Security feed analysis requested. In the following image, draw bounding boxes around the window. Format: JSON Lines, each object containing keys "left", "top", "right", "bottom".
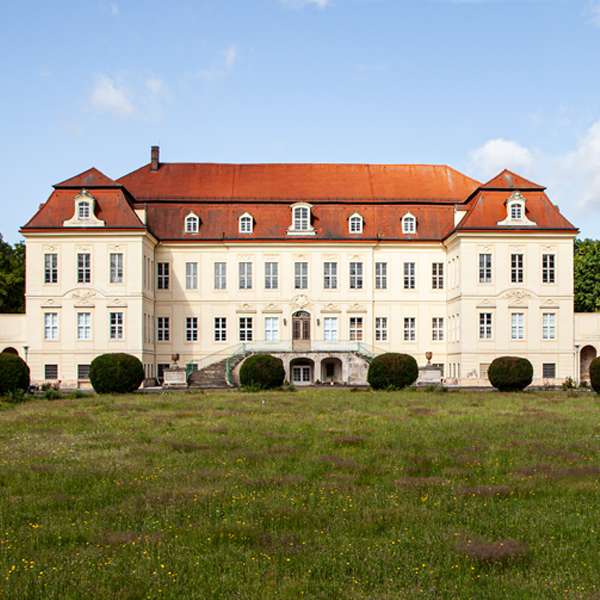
{"left": 323, "top": 262, "right": 338, "bottom": 289}
{"left": 375, "top": 262, "right": 387, "bottom": 290}
{"left": 109, "top": 312, "right": 124, "bottom": 340}
{"left": 44, "top": 253, "right": 58, "bottom": 284}
{"left": 77, "top": 313, "right": 91, "bottom": 340}
{"left": 432, "top": 263, "right": 444, "bottom": 290}
{"left": 402, "top": 214, "right": 416, "bottom": 234}
{"left": 157, "top": 317, "right": 170, "bottom": 342}
{"left": 510, "top": 204, "right": 523, "bottom": 220}
{"left": 109, "top": 253, "right": 123, "bottom": 284}
{"left": 185, "top": 214, "right": 199, "bottom": 233}
{"left": 44, "top": 313, "right": 58, "bottom": 340}
{"left": 264, "top": 262, "right": 278, "bottom": 290}
{"left": 239, "top": 317, "right": 253, "bottom": 342}
{"left": 265, "top": 317, "right": 279, "bottom": 341}
{"left": 186, "top": 262, "right": 198, "bottom": 290}
{"left": 542, "top": 313, "right": 556, "bottom": 340}
{"left": 157, "top": 262, "right": 170, "bottom": 290}
{"left": 375, "top": 317, "right": 388, "bottom": 342}
{"left": 543, "top": 363, "right": 556, "bottom": 378}
{"left": 77, "top": 364, "right": 90, "bottom": 380}
{"left": 349, "top": 317, "right": 363, "bottom": 341}
{"left": 349, "top": 214, "right": 363, "bottom": 234}
{"left": 479, "top": 254, "right": 492, "bottom": 283}
{"left": 403, "top": 262, "right": 415, "bottom": 290}
{"left": 511, "top": 313, "right": 525, "bottom": 340}
{"left": 404, "top": 317, "right": 416, "bottom": 341}
{"left": 77, "top": 253, "right": 91, "bottom": 284}
{"left": 45, "top": 364, "right": 58, "bottom": 380}
{"left": 293, "top": 206, "right": 310, "bottom": 231}
{"left": 479, "top": 313, "right": 492, "bottom": 340}
{"left": 239, "top": 214, "right": 253, "bottom": 234}
{"left": 324, "top": 317, "right": 338, "bottom": 341}
{"left": 78, "top": 201, "right": 90, "bottom": 220}
{"left": 294, "top": 262, "right": 308, "bottom": 289}
{"left": 215, "top": 317, "right": 227, "bottom": 342}
{"left": 349, "top": 262, "right": 363, "bottom": 290}
{"left": 214, "top": 262, "right": 227, "bottom": 290}
{"left": 186, "top": 317, "right": 198, "bottom": 342}
{"left": 239, "top": 262, "right": 253, "bottom": 289}
{"left": 157, "top": 364, "right": 170, "bottom": 384}
{"left": 292, "top": 364, "right": 312, "bottom": 383}
{"left": 432, "top": 317, "right": 444, "bottom": 341}
{"left": 542, "top": 254, "right": 555, "bottom": 284}
{"left": 511, "top": 254, "right": 524, "bottom": 283}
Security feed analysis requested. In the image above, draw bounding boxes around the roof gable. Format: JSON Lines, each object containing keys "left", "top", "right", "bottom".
{"left": 479, "top": 170, "right": 544, "bottom": 191}
{"left": 54, "top": 168, "right": 121, "bottom": 189}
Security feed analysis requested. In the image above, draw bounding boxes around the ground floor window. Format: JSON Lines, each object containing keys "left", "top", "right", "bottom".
{"left": 542, "top": 363, "right": 556, "bottom": 379}
{"left": 239, "top": 317, "right": 253, "bottom": 341}
{"left": 157, "top": 363, "right": 170, "bottom": 383}
{"left": 45, "top": 364, "right": 58, "bottom": 380}
{"left": 265, "top": 317, "right": 279, "bottom": 341}
{"left": 349, "top": 317, "right": 363, "bottom": 341}
{"left": 292, "top": 363, "right": 312, "bottom": 384}
{"left": 78, "top": 364, "right": 90, "bottom": 380}
{"left": 215, "top": 317, "right": 227, "bottom": 342}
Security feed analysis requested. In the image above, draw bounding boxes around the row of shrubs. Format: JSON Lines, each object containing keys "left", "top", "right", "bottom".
{"left": 3, "top": 351, "right": 600, "bottom": 396}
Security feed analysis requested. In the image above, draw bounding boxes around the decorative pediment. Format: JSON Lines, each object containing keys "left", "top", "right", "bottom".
{"left": 505, "top": 289, "right": 532, "bottom": 307}
{"left": 347, "top": 303, "right": 367, "bottom": 313}
{"left": 541, "top": 298, "right": 560, "bottom": 309}
{"left": 236, "top": 303, "right": 256, "bottom": 313}
{"left": 476, "top": 298, "right": 496, "bottom": 309}
{"left": 107, "top": 298, "right": 128, "bottom": 308}
{"left": 72, "top": 290, "right": 96, "bottom": 307}
{"left": 41, "top": 298, "right": 62, "bottom": 309}
{"left": 63, "top": 190, "right": 105, "bottom": 228}
{"left": 291, "top": 294, "right": 311, "bottom": 310}
{"left": 262, "top": 303, "right": 282, "bottom": 313}
{"left": 321, "top": 303, "right": 341, "bottom": 313}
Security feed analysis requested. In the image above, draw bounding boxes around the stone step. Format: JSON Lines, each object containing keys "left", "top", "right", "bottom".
{"left": 188, "top": 358, "right": 232, "bottom": 389}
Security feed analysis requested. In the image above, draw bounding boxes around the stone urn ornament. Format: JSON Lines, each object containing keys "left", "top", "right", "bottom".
{"left": 425, "top": 351, "right": 433, "bottom": 365}
{"left": 172, "top": 353, "right": 180, "bottom": 368}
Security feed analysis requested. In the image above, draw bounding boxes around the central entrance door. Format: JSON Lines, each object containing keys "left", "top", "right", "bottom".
{"left": 292, "top": 311, "right": 311, "bottom": 351}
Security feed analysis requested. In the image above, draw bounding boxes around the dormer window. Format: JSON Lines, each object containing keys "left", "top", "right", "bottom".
{"left": 349, "top": 213, "right": 363, "bottom": 234}
{"left": 287, "top": 203, "right": 316, "bottom": 236}
{"left": 185, "top": 213, "right": 200, "bottom": 233}
{"left": 402, "top": 213, "right": 416, "bottom": 234}
{"left": 239, "top": 213, "right": 253, "bottom": 234}
{"left": 63, "top": 189, "right": 105, "bottom": 228}
{"left": 510, "top": 204, "right": 522, "bottom": 220}
{"left": 78, "top": 201, "right": 90, "bottom": 220}
{"left": 497, "top": 191, "right": 537, "bottom": 227}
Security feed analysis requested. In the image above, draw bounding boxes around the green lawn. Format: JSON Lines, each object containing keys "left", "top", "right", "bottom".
{"left": 0, "top": 388, "right": 599, "bottom": 599}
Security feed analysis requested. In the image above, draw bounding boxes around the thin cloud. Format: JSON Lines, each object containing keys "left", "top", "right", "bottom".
{"left": 280, "top": 0, "right": 330, "bottom": 9}
{"left": 358, "top": 63, "right": 388, "bottom": 73}
{"left": 90, "top": 74, "right": 137, "bottom": 120}
{"left": 468, "top": 138, "right": 536, "bottom": 182}
{"left": 197, "top": 44, "right": 239, "bottom": 81}
{"left": 100, "top": 2, "right": 119, "bottom": 16}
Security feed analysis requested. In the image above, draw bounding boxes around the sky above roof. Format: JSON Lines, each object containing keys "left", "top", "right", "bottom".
{"left": 2, "top": 0, "right": 600, "bottom": 244}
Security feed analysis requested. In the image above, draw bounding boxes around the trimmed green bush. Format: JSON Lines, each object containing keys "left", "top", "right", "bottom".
{"left": 89, "top": 353, "right": 144, "bottom": 394}
{"left": 589, "top": 357, "right": 600, "bottom": 393}
{"left": 367, "top": 353, "right": 418, "bottom": 390}
{"left": 239, "top": 354, "right": 285, "bottom": 390}
{"left": 0, "top": 353, "right": 30, "bottom": 395}
{"left": 488, "top": 356, "right": 533, "bottom": 392}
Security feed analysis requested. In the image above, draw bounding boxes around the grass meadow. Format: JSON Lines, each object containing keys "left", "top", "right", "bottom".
{"left": 0, "top": 388, "right": 599, "bottom": 599}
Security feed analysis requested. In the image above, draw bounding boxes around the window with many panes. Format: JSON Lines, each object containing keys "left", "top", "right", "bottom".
{"left": 78, "top": 364, "right": 90, "bottom": 380}
{"left": 293, "top": 206, "right": 310, "bottom": 231}
{"left": 542, "top": 254, "right": 555, "bottom": 284}
{"left": 349, "top": 214, "right": 363, "bottom": 234}
{"left": 78, "top": 201, "right": 90, "bottom": 220}
{"left": 265, "top": 317, "right": 279, "bottom": 341}
{"left": 109, "top": 312, "right": 124, "bottom": 340}
{"left": 543, "top": 363, "right": 556, "bottom": 378}
{"left": 402, "top": 214, "right": 416, "bottom": 234}
{"left": 77, "top": 313, "right": 91, "bottom": 340}
{"left": 479, "top": 254, "right": 492, "bottom": 283}
{"left": 432, "top": 317, "right": 444, "bottom": 341}
{"left": 323, "top": 317, "right": 338, "bottom": 341}
{"left": 239, "top": 214, "right": 253, "bottom": 234}
{"left": 510, "top": 203, "right": 523, "bottom": 220}
{"left": 186, "top": 262, "right": 198, "bottom": 290}
{"left": 295, "top": 262, "right": 308, "bottom": 289}
{"left": 375, "top": 262, "right": 387, "bottom": 290}
{"left": 214, "top": 317, "right": 227, "bottom": 342}
{"left": 542, "top": 313, "right": 556, "bottom": 340}
{"left": 323, "top": 262, "right": 337, "bottom": 289}
{"left": 511, "top": 254, "right": 524, "bottom": 283}
{"left": 45, "top": 364, "right": 58, "bottom": 380}
{"left": 44, "top": 253, "right": 58, "bottom": 284}
{"left": 214, "top": 262, "right": 226, "bottom": 290}
{"left": 404, "top": 317, "right": 416, "bottom": 341}
{"left": 157, "top": 317, "right": 170, "bottom": 342}
{"left": 44, "top": 313, "right": 58, "bottom": 340}
{"left": 349, "top": 317, "right": 363, "bottom": 341}
{"left": 157, "top": 262, "right": 170, "bottom": 290}
{"left": 511, "top": 313, "right": 525, "bottom": 340}
{"left": 375, "top": 317, "right": 388, "bottom": 341}
{"left": 239, "top": 317, "right": 253, "bottom": 341}
{"left": 185, "top": 214, "right": 199, "bottom": 233}
{"left": 431, "top": 263, "right": 444, "bottom": 290}
{"left": 403, "top": 262, "right": 415, "bottom": 289}
{"left": 264, "top": 262, "right": 278, "bottom": 289}
{"left": 479, "top": 313, "right": 492, "bottom": 340}
{"left": 109, "top": 253, "right": 123, "bottom": 284}
{"left": 349, "top": 262, "right": 363, "bottom": 289}
{"left": 77, "top": 253, "right": 91, "bottom": 283}
{"left": 186, "top": 317, "right": 198, "bottom": 341}
{"left": 239, "top": 263, "right": 252, "bottom": 289}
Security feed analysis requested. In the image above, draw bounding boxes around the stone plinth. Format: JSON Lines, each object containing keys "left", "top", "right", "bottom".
{"left": 162, "top": 367, "right": 188, "bottom": 389}
{"left": 417, "top": 365, "right": 442, "bottom": 386}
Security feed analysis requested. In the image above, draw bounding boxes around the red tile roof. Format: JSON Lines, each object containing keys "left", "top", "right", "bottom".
{"left": 479, "top": 170, "right": 544, "bottom": 191}
{"left": 54, "top": 167, "right": 122, "bottom": 189}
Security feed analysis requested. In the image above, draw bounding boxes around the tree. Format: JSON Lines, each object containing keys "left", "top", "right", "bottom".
{"left": 0, "top": 234, "right": 25, "bottom": 314}
{"left": 574, "top": 238, "right": 600, "bottom": 313}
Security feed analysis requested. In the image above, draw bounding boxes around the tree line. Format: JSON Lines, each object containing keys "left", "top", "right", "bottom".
{"left": 0, "top": 234, "right": 24, "bottom": 313}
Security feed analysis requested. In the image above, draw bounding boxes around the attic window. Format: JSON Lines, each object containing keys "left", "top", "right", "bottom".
{"left": 349, "top": 213, "right": 363, "bottom": 234}
{"left": 497, "top": 191, "right": 537, "bottom": 227}
{"left": 239, "top": 213, "right": 253, "bottom": 234}
{"left": 511, "top": 204, "right": 522, "bottom": 220}
{"left": 402, "top": 213, "right": 416, "bottom": 234}
{"left": 185, "top": 213, "right": 200, "bottom": 233}
{"left": 78, "top": 202, "right": 90, "bottom": 220}
{"left": 63, "top": 189, "right": 105, "bottom": 228}
{"left": 287, "top": 203, "right": 316, "bottom": 236}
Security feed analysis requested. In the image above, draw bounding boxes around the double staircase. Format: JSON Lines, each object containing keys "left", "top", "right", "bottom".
{"left": 187, "top": 359, "right": 232, "bottom": 390}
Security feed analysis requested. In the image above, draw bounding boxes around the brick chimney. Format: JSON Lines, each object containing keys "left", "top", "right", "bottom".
{"left": 151, "top": 146, "right": 160, "bottom": 171}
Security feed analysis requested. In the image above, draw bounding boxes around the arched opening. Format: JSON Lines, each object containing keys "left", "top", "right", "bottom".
{"left": 292, "top": 311, "right": 311, "bottom": 351}
{"left": 321, "top": 358, "right": 342, "bottom": 384}
{"left": 1, "top": 347, "right": 19, "bottom": 356}
{"left": 581, "top": 345, "right": 597, "bottom": 381}
{"left": 290, "top": 358, "right": 314, "bottom": 385}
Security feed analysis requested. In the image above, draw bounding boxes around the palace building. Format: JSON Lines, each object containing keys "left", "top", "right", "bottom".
{"left": 4, "top": 146, "right": 598, "bottom": 388}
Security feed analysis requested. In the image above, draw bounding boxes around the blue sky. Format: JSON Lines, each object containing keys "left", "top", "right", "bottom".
{"left": 2, "top": 0, "right": 600, "bottom": 243}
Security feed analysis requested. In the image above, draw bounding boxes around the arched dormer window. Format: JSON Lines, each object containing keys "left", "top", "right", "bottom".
{"left": 510, "top": 203, "right": 522, "bottom": 220}
{"left": 287, "top": 203, "right": 316, "bottom": 236}
{"left": 78, "top": 201, "right": 90, "bottom": 220}
{"left": 349, "top": 213, "right": 363, "bottom": 234}
{"left": 239, "top": 213, "right": 253, "bottom": 234}
{"left": 402, "top": 213, "right": 416, "bottom": 234}
{"left": 497, "top": 191, "right": 537, "bottom": 227}
{"left": 185, "top": 213, "right": 200, "bottom": 234}
{"left": 63, "top": 189, "right": 105, "bottom": 228}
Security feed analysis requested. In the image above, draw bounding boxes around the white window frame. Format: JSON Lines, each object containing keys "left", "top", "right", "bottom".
{"left": 323, "top": 262, "right": 338, "bottom": 289}
{"left": 511, "top": 313, "right": 525, "bottom": 340}
{"left": 510, "top": 203, "right": 523, "bottom": 220}
{"left": 349, "top": 317, "right": 363, "bottom": 341}
{"left": 265, "top": 317, "right": 279, "bottom": 342}
{"left": 403, "top": 262, "right": 415, "bottom": 290}
{"left": 542, "top": 254, "right": 555, "bottom": 284}
{"left": 403, "top": 317, "right": 416, "bottom": 341}
{"left": 288, "top": 203, "right": 315, "bottom": 235}
{"left": 375, "top": 262, "right": 387, "bottom": 290}
{"left": 44, "top": 313, "right": 58, "bottom": 340}
{"left": 77, "top": 253, "right": 91, "bottom": 284}
{"left": 109, "top": 253, "right": 123, "bottom": 284}
{"left": 432, "top": 317, "right": 444, "bottom": 342}
{"left": 402, "top": 213, "right": 416, "bottom": 234}
{"left": 375, "top": 317, "right": 388, "bottom": 342}
{"left": 511, "top": 253, "right": 524, "bottom": 284}
{"left": 479, "top": 254, "right": 492, "bottom": 284}
{"left": 78, "top": 201, "right": 90, "bottom": 220}
{"left": 186, "top": 317, "right": 198, "bottom": 342}
{"left": 157, "top": 262, "right": 170, "bottom": 290}
{"left": 431, "top": 263, "right": 444, "bottom": 290}
{"left": 239, "top": 317, "right": 253, "bottom": 342}
{"left": 44, "top": 253, "right": 58, "bottom": 284}
{"left": 479, "top": 313, "right": 493, "bottom": 340}
{"left": 215, "top": 317, "right": 227, "bottom": 342}
{"left": 264, "top": 262, "right": 279, "bottom": 290}
{"left": 157, "top": 316, "right": 170, "bottom": 342}
{"left": 185, "top": 214, "right": 199, "bottom": 233}
{"left": 323, "top": 317, "right": 338, "bottom": 341}
{"left": 239, "top": 214, "right": 253, "bottom": 234}
{"left": 349, "top": 213, "right": 363, "bottom": 234}
{"left": 109, "top": 312, "right": 124, "bottom": 340}
{"left": 239, "top": 262, "right": 253, "bottom": 290}
{"left": 349, "top": 262, "right": 363, "bottom": 290}
{"left": 186, "top": 262, "right": 198, "bottom": 290}
{"left": 542, "top": 313, "right": 556, "bottom": 340}
{"left": 294, "top": 262, "right": 308, "bottom": 289}
{"left": 214, "top": 262, "right": 227, "bottom": 290}
{"left": 77, "top": 312, "right": 92, "bottom": 340}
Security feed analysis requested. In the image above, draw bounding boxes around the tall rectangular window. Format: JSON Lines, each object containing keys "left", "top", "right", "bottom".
{"left": 375, "top": 262, "right": 387, "bottom": 290}
{"left": 44, "top": 253, "right": 58, "bottom": 284}
{"left": 77, "top": 253, "right": 91, "bottom": 284}
{"left": 511, "top": 313, "right": 525, "bottom": 340}
{"left": 375, "top": 317, "right": 388, "bottom": 342}
{"left": 265, "top": 317, "right": 279, "bottom": 341}
{"left": 431, "top": 263, "right": 444, "bottom": 290}
{"left": 323, "top": 317, "right": 338, "bottom": 341}
{"left": 239, "top": 317, "right": 253, "bottom": 341}
{"left": 323, "top": 262, "right": 338, "bottom": 289}
{"left": 186, "top": 262, "right": 198, "bottom": 290}
{"left": 293, "top": 206, "right": 309, "bottom": 230}
{"left": 349, "top": 262, "right": 363, "bottom": 289}
{"left": 542, "top": 254, "right": 555, "bottom": 284}
{"left": 214, "top": 317, "right": 227, "bottom": 342}
{"left": 542, "top": 313, "right": 556, "bottom": 340}
{"left": 157, "top": 317, "right": 170, "bottom": 342}
{"left": 44, "top": 313, "right": 58, "bottom": 340}
{"left": 479, "top": 254, "right": 492, "bottom": 283}
{"left": 264, "top": 262, "right": 278, "bottom": 290}
{"left": 109, "top": 312, "right": 124, "bottom": 340}
{"left": 511, "top": 254, "right": 524, "bottom": 283}
{"left": 349, "top": 317, "right": 363, "bottom": 341}
{"left": 109, "top": 253, "right": 123, "bottom": 284}
{"left": 432, "top": 317, "right": 444, "bottom": 341}
{"left": 239, "top": 263, "right": 252, "bottom": 289}
{"left": 403, "top": 317, "right": 416, "bottom": 341}
{"left": 403, "top": 262, "right": 415, "bottom": 290}
{"left": 479, "top": 313, "right": 492, "bottom": 340}
{"left": 77, "top": 313, "right": 91, "bottom": 340}
{"left": 186, "top": 317, "right": 198, "bottom": 342}
{"left": 214, "top": 262, "right": 227, "bottom": 290}
{"left": 157, "top": 262, "right": 170, "bottom": 290}
{"left": 295, "top": 262, "right": 308, "bottom": 289}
